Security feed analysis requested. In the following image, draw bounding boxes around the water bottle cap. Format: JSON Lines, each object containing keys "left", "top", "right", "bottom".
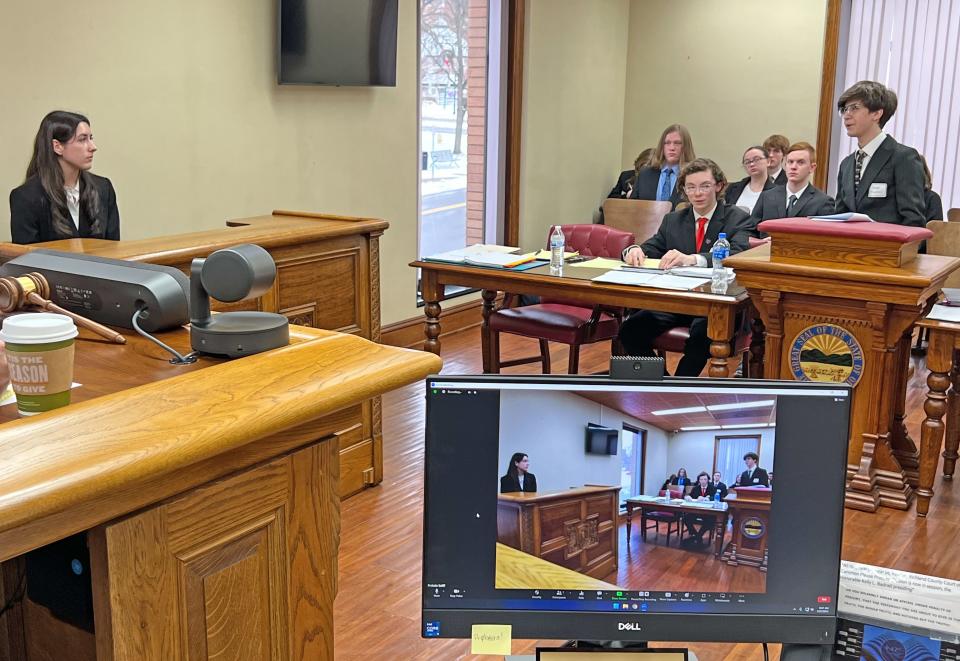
{"left": 718, "top": 232, "right": 726, "bottom": 239}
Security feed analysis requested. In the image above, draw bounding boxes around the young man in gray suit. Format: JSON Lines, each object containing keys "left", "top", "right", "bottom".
{"left": 750, "top": 141, "right": 834, "bottom": 237}
{"left": 834, "top": 80, "right": 926, "bottom": 227}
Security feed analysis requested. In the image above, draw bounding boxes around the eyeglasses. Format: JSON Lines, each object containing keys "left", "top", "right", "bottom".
{"left": 838, "top": 103, "right": 863, "bottom": 116}
{"left": 742, "top": 157, "right": 767, "bottom": 167}
{"left": 683, "top": 183, "right": 716, "bottom": 194}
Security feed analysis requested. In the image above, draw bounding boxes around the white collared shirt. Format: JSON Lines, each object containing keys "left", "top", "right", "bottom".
{"left": 64, "top": 180, "right": 80, "bottom": 229}
{"left": 518, "top": 474, "right": 524, "bottom": 490}
{"left": 785, "top": 183, "right": 809, "bottom": 210}
{"left": 857, "top": 131, "right": 888, "bottom": 175}
{"left": 770, "top": 168, "right": 783, "bottom": 182}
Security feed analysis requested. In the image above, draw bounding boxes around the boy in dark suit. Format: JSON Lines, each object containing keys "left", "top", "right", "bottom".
{"left": 763, "top": 134, "right": 790, "bottom": 186}
{"left": 834, "top": 80, "right": 925, "bottom": 227}
{"left": 618, "top": 158, "right": 752, "bottom": 377}
{"left": 629, "top": 124, "right": 695, "bottom": 208}
{"left": 750, "top": 141, "right": 835, "bottom": 236}
{"left": 737, "top": 452, "right": 770, "bottom": 487}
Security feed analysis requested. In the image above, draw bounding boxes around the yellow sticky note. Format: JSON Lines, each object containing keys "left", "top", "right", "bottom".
{"left": 471, "top": 624, "right": 512, "bottom": 655}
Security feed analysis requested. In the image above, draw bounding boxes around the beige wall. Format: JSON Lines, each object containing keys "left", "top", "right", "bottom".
{"left": 0, "top": 0, "right": 421, "bottom": 326}
{"left": 518, "top": 0, "right": 630, "bottom": 249}
{"left": 620, "top": 0, "right": 829, "bottom": 183}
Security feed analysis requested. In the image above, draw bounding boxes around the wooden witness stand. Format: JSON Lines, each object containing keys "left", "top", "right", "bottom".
{"left": 0, "top": 210, "right": 387, "bottom": 499}
{"left": 726, "top": 220, "right": 960, "bottom": 513}
{"left": 0, "top": 324, "right": 440, "bottom": 660}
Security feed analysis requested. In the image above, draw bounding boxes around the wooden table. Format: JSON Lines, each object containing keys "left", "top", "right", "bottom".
{"left": 0, "top": 324, "right": 440, "bottom": 660}
{"left": 624, "top": 497, "right": 729, "bottom": 557}
{"left": 494, "top": 543, "right": 621, "bottom": 591}
{"left": 412, "top": 260, "right": 757, "bottom": 378}
{"left": 914, "top": 317, "right": 960, "bottom": 516}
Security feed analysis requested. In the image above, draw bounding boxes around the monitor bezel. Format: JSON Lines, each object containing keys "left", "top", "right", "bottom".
{"left": 421, "top": 374, "right": 851, "bottom": 644}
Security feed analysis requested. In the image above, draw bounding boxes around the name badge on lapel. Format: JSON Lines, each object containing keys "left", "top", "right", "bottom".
{"left": 753, "top": 477, "right": 760, "bottom": 483}
{"left": 868, "top": 183, "right": 887, "bottom": 198}
{"left": 704, "top": 237, "right": 713, "bottom": 246}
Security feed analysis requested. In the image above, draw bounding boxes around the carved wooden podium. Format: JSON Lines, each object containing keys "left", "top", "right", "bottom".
{"left": 0, "top": 325, "right": 440, "bottom": 660}
{"left": 725, "top": 220, "right": 960, "bottom": 512}
{"left": 722, "top": 487, "right": 771, "bottom": 571}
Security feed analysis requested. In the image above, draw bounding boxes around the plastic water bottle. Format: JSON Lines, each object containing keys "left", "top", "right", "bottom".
{"left": 711, "top": 232, "right": 730, "bottom": 294}
{"left": 550, "top": 226, "right": 565, "bottom": 275}
{"left": 713, "top": 489, "right": 722, "bottom": 508}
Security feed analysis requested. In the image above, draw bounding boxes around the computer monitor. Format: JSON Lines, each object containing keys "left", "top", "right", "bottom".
{"left": 422, "top": 375, "right": 851, "bottom": 644}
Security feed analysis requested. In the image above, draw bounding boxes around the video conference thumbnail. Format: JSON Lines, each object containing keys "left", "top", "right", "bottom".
{"left": 493, "top": 388, "right": 775, "bottom": 595}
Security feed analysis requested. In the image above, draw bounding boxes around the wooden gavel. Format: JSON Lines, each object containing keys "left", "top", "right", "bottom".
{"left": 0, "top": 272, "right": 126, "bottom": 344}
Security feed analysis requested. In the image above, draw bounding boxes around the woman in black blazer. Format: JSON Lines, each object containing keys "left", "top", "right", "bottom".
{"left": 10, "top": 111, "right": 120, "bottom": 244}
{"left": 724, "top": 146, "right": 775, "bottom": 213}
{"left": 500, "top": 452, "right": 538, "bottom": 493}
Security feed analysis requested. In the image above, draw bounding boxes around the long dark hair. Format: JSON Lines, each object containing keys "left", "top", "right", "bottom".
{"left": 25, "top": 111, "right": 102, "bottom": 237}
{"left": 506, "top": 453, "right": 528, "bottom": 479}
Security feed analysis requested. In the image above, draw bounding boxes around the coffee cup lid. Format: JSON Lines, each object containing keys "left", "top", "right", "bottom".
{"left": 0, "top": 313, "right": 78, "bottom": 344}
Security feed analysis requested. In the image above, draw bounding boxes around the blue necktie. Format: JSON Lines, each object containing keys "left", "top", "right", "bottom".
{"left": 659, "top": 168, "right": 673, "bottom": 201}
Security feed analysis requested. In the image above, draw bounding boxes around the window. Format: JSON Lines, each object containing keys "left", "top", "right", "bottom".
{"left": 619, "top": 424, "right": 646, "bottom": 503}
{"left": 828, "top": 0, "right": 960, "bottom": 209}
{"left": 713, "top": 435, "right": 761, "bottom": 488}
{"left": 418, "top": 0, "right": 506, "bottom": 269}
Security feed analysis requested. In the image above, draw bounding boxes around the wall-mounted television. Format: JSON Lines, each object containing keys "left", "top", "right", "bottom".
{"left": 585, "top": 423, "right": 619, "bottom": 455}
{"left": 278, "top": 0, "right": 398, "bottom": 86}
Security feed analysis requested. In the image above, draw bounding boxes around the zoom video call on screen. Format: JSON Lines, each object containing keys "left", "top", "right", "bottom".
{"left": 422, "top": 377, "right": 851, "bottom": 628}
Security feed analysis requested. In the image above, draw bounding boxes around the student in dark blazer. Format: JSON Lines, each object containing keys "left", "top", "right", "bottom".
{"left": 749, "top": 142, "right": 835, "bottom": 237}
{"left": 629, "top": 124, "right": 695, "bottom": 209}
{"left": 711, "top": 471, "right": 729, "bottom": 500}
{"left": 619, "top": 159, "right": 753, "bottom": 377}
{"left": 682, "top": 472, "right": 717, "bottom": 546}
{"left": 10, "top": 111, "right": 120, "bottom": 244}
{"left": 834, "top": 80, "right": 926, "bottom": 227}
{"left": 724, "top": 146, "right": 775, "bottom": 213}
{"left": 670, "top": 468, "right": 689, "bottom": 487}
{"left": 608, "top": 148, "right": 654, "bottom": 200}
{"left": 763, "top": 134, "right": 790, "bottom": 186}
{"left": 500, "top": 452, "right": 537, "bottom": 493}
{"left": 737, "top": 452, "right": 770, "bottom": 487}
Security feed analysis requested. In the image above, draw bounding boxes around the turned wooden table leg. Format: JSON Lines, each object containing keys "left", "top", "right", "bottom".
{"left": 625, "top": 502, "right": 633, "bottom": 544}
{"left": 944, "top": 347, "right": 960, "bottom": 479}
{"left": 708, "top": 340, "right": 731, "bottom": 378}
{"left": 480, "top": 289, "right": 498, "bottom": 373}
{"left": 918, "top": 329, "right": 951, "bottom": 516}
{"left": 424, "top": 301, "right": 442, "bottom": 355}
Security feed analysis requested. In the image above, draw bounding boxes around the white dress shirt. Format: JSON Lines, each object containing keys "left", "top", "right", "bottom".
{"left": 785, "top": 183, "right": 809, "bottom": 211}
{"left": 690, "top": 204, "right": 717, "bottom": 268}
{"left": 64, "top": 180, "right": 80, "bottom": 229}
{"left": 856, "top": 131, "right": 888, "bottom": 175}
{"left": 735, "top": 183, "right": 763, "bottom": 214}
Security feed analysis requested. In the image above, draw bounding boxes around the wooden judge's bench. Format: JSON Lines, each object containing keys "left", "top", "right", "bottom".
{"left": 726, "top": 220, "right": 960, "bottom": 514}
{"left": 0, "top": 210, "right": 386, "bottom": 499}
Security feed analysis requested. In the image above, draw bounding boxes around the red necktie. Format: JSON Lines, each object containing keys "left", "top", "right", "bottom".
{"left": 695, "top": 217, "right": 708, "bottom": 252}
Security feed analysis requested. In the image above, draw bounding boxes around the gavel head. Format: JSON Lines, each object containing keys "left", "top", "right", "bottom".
{"left": 0, "top": 272, "right": 51, "bottom": 312}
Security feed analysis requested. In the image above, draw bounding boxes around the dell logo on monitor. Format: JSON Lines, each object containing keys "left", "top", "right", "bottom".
{"left": 617, "top": 623, "right": 642, "bottom": 631}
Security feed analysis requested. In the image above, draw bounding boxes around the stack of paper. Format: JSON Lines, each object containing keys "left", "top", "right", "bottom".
{"left": 592, "top": 270, "right": 710, "bottom": 291}
{"left": 927, "top": 304, "right": 960, "bottom": 323}
{"left": 573, "top": 257, "right": 660, "bottom": 270}
{"left": 424, "top": 244, "right": 535, "bottom": 268}
{"left": 669, "top": 266, "right": 734, "bottom": 279}
{"left": 810, "top": 213, "right": 875, "bottom": 223}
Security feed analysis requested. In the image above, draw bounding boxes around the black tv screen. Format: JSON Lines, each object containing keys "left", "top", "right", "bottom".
{"left": 586, "top": 423, "right": 618, "bottom": 455}
{"left": 422, "top": 375, "right": 851, "bottom": 644}
{"left": 278, "top": 0, "right": 398, "bottom": 86}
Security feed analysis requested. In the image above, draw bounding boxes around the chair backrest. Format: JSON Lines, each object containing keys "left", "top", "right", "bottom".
{"left": 602, "top": 198, "right": 672, "bottom": 240}
{"left": 927, "top": 220, "right": 960, "bottom": 287}
{"left": 545, "top": 224, "right": 635, "bottom": 259}
{"left": 948, "top": 208, "right": 960, "bottom": 223}
{"left": 926, "top": 220, "right": 960, "bottom": 288}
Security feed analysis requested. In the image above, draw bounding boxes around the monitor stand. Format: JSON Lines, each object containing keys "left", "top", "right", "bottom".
{"left": 780, "top": 643, "right": 832, "bottom": 661}
{"left": 562, "top": 640, "right": 699, "bottom": 659}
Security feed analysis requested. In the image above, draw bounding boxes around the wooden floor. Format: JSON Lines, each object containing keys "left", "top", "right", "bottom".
{"left": 334, "top": 329, "right": 960, "bottom": 661}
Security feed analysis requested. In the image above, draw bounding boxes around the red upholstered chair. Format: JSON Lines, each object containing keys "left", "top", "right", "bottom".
{"left": 641, "top": 489, "right": 684, "bottom": 545}
{"left": 487, "top": 224, "right": 636, "bottom": 374}
{"left": 651, "top": 312, "right": 755, "bottom": 377}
